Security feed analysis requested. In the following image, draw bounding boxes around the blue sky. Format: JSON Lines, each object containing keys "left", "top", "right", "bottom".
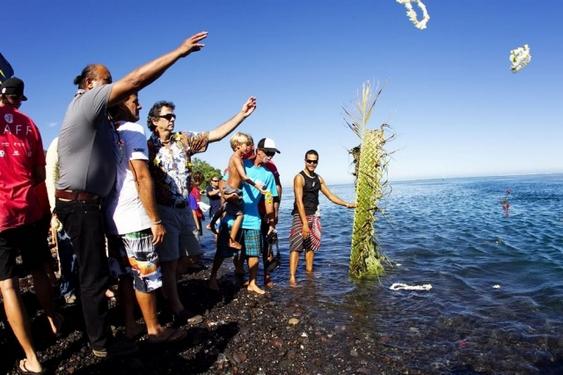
{"left": 3, "top": 0, "right": 562, "bottom": 185}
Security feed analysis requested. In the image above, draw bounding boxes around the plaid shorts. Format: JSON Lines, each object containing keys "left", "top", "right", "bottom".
{"left": 241, "top": 229, "right": 262, "bottom": 257}
{"left": 107, "top": 229, "right": 162, "bottom": 293}
{"left": 216, "top": 224, "right": 262, "bottom": 258}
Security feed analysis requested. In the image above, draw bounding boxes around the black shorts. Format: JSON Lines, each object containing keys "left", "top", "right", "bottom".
{"left": 0, "top": 217, "right": 51, "bottom": 280}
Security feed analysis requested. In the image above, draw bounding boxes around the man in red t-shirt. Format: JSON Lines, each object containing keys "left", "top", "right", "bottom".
{"left": 0, "top": 77, "right": 60, "bottom": 374}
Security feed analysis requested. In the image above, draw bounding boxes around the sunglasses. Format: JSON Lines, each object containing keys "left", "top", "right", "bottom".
{"left": 211, "top": 179, "right": 219, "bottom": 182}
{"left": 305, "top": 159, "right": 318, "bottom": 165}
{"left": 157, "top": 113, "right": 176, "bottom": 121}
{"left": 264, "top": 151, "right": 276, "bottom": 157}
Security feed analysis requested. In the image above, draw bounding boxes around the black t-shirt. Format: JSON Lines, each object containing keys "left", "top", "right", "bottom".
{"left": 206, "top": 185, "right": 222, "bottom": 216}
{"left": 292, "top": 171, "right": 320, "bottom": 216}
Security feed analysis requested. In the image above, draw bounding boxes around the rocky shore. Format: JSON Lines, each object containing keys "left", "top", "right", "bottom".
{"left": 0, "top": 265, "right": 400, "bottom": 375}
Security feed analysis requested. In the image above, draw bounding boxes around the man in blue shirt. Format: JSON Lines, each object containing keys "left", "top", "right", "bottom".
{"left": 208, "top": 138, "right": 279, "bottom": 295}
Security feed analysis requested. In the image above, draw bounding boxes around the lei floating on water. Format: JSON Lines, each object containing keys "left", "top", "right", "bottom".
{"left": 510, "top": 44, "right": 531, "bottom": 73}
{"left": 390, "top": 283, "right": 432, "bottom": 291}
{"left": 396, "top": 0, "right": 430, "bottom": 30}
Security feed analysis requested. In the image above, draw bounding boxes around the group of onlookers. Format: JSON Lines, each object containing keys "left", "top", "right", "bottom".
{"left": 0, "top": 30, "right": 356, "bottom": 374}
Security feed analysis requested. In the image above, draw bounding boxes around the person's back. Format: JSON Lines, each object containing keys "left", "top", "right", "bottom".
{"left": 0, "top": 76, "right": 58, "bottom": 374}
{"left": 226, "top": 152, "right": 244, "bottom": 189}
{"left": 0, "top": 104, "right": 49, "bottom": 230}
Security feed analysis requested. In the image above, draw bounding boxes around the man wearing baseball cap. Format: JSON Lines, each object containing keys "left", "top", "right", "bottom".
{"left": 209, "top": 137, "right": 279, "bottom": 294}
{"left": 0, "top": 76, "right": 28, "bottom": 108}
{"left": 1, "top": 77, "right": 61, "bottom": 374}
{"left": 255, "top": 138, "right": 282, "bottom": 287}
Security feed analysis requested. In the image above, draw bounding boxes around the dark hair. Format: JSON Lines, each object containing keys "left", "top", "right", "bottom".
{"left": 108, "top": 93, "right": 137, "bottom": 122}
{"left": 73, "top": 64, "right": 108, "bottom": 89}
{"left": 305, "top": 149, "right": 319, "bottom": 159}
{"left": 147, "top": 100, "right": 175, "bottom": 131}
{"left": 192, "top": 171, "right": 204, "bottom": 184}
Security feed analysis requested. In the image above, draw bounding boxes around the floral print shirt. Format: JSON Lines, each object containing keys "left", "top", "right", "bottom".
{"left": 147, "top": 131, "right": 208, "bottom": 206}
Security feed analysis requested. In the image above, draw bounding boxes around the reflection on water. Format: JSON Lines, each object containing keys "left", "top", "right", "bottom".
{"left": 248, "top": 174, "right": 563, "bottom": 374}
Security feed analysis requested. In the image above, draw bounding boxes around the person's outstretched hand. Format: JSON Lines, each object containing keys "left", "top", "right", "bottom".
{"left": 178, "top": 31, "right": 208, "bottom": 57}
{"left": 240, "top": 97, "right": 257, "bottom": 117}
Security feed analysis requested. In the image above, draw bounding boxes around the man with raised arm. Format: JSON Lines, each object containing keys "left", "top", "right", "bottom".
{"left": 55, "top": 31, "right": 207, "bottom": 357}
{"left": 146, "top": 96, "right": 256, "bottom": 323}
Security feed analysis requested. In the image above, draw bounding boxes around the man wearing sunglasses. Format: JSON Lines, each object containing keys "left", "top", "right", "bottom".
{"left": 146, "top": 96, "right": 257, "bottom": 321}
{"left": 289, "top": 150, "right": 356, "bottom": 287}
{"left": 205, "top": 176, "right": 222, "bottom": 232}
{"left": 55, "top": 31, "right": 208, "bottom": 357}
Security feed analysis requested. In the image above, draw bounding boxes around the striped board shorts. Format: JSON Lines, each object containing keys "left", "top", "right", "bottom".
{"left": 107, "top": 229, "right": 162, "bottom": 293}
{"left": 289, "top": 214, "right": 321, "bottom": 253}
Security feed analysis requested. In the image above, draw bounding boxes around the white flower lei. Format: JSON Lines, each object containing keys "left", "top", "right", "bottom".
{"left": 396, "top": 0, "right": 430, "bottom": 30}
{"left": 509, "top": 44, "right": 531, "bottom": 73}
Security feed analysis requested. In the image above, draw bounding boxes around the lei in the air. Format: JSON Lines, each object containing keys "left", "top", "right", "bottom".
{"left": 510, "top": 44, "right": 531, "bottom": 73}
{"left": 396, "top": 0, "right": 430, "bottom": 30}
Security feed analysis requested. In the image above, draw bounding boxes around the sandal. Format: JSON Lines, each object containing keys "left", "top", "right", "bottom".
{"left": 18, "top": 359, "right": 44, "bottom": 374}
{"left": 146, "top": 327, "right": 186, "bottom": 344}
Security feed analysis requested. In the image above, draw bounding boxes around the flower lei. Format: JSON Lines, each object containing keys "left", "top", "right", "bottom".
{"left": 510, "top": 44, "right": 531, "bottom": 73}
{"left": 396, "top": 0, "right": 430, "bottom": 30}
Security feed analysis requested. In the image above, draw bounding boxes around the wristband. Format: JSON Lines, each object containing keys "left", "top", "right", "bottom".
{"left": 153, "top": 219, "right": 162, "bottom": 225}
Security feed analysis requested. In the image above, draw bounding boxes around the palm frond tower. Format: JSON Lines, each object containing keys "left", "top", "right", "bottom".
{"left": 344, "top": 81, "right": 390, "bottom": 279}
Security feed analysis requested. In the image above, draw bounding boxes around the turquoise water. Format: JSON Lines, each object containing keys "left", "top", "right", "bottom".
{"left": 262, "top": 174, "right": 563, "bottom": 374}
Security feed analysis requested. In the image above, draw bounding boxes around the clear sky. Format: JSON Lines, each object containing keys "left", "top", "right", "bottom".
{"left": 3, "top": 0, "right": 562, "bottom": 185}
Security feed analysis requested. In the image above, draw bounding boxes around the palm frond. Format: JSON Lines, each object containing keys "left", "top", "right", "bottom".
{"left": 344, "top": 81, "right": 391, "bottom": 279}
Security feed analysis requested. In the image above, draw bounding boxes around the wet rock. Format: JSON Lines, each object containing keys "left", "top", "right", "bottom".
{"left": 356, "top": 367, "right": 370, "bottom": 374}
{"left": 288, "top": 318, "right": 300, "bottom": 326}
{"left": 350, "top": 348, "right": 359, "bottom": 357}
{"left": 232, "top": 351, "right": 247, "bottom": 364}
{"left": 188, "top": 313, "right": 203, "bottom": 324}
{"left": 271, "top": 338, "right": 284, "bottom": 349}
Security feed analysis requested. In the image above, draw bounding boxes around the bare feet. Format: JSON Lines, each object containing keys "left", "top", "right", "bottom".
{"left": 247, "top": 283, "right": 266, "bottom": 295}
{"left": 48, "top": 311, "right": 64, "bottom": 336}
{"left": 289, "top": 277, "right": 297, "bottom": 287}
{"left": 229, "top": 238, "right": 242, "bottom": 250}
{"left": 264, "top": 275, "right": 274, "bottom": 288}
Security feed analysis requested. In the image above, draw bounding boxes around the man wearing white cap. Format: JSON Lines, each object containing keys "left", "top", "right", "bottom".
{"left": 209, "top": 138, "right": 279, "bottom": 294}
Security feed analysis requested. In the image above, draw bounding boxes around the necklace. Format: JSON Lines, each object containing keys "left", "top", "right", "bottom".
{"left": 396, "top": 0, "right": 430, "bottom": 30}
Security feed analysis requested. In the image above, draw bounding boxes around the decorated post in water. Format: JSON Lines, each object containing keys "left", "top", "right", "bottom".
{"left": 345, "top": 81, "right": 389, "bottom": 278}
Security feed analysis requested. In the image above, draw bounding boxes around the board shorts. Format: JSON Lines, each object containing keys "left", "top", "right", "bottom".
{"left": 289, "top": 214, "right": 321, "bottom": 253}
{"left": 107, "top": 229, "right": 162, "bottom": 293}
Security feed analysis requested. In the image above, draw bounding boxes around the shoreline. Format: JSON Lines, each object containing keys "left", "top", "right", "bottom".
{"left": 0, "top": 267, "right": 393, "bottom": 375}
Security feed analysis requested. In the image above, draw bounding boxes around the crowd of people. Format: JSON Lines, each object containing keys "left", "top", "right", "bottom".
{"left": 0, "top": 31, "right": 355, "bottom": 374}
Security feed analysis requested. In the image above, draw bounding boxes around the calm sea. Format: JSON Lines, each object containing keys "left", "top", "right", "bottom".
{"left": 241, "top": 174, "right": 563, "bottom": 374}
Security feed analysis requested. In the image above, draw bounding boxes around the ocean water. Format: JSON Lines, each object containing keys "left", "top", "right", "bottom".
{"left": 264, "top": 174, "right": 563, "bottom": 374}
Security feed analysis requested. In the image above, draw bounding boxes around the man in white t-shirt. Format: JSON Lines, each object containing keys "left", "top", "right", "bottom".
{"left": 105, "top": 93, "right": 185, "bottom": 343}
